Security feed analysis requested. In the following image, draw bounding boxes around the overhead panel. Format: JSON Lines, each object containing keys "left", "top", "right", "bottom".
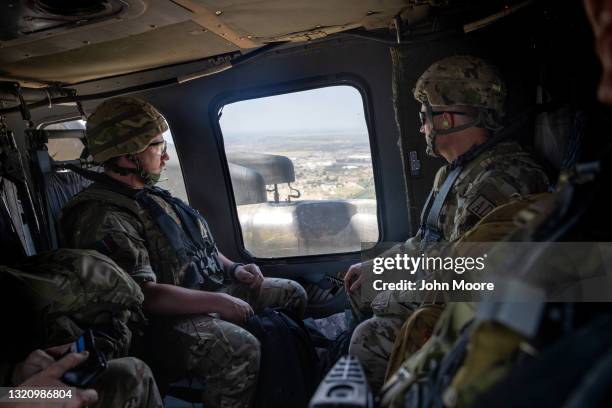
{"left": 0, "top": 21, "right": 239, "bottom": 84}
{"left": 192, "top": 0, "right": 413, "bottom": 42}
{"left": 0, "top": 0, "right": 418, "bottom": 85}
{"left": 171, "top": 0, "right": 259, "bottom": 48}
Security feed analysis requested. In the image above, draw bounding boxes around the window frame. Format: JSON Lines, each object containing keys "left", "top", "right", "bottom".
{"left": 210, "top": 74, "right": 386, "bottom": 262}
{"left": 38, "top": 116, "right": 87, "bottom": 160}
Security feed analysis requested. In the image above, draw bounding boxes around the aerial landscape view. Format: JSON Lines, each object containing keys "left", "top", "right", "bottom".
{"left": 224, "top": 130, "right": 376, "bottom": 202}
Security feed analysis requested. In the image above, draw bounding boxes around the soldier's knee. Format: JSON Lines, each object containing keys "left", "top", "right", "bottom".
{"left": 348, "top": 318, "right": 372, "bottom": 358}
{"left": 94, "top": 357, "right": 161, "bottom": 408}
{"left": 103, "top": 357, "right": 152, "bottom": 382}
{"left": 265, "top": 278, "right": 308, "bottom": 317}
{"left": 288, "top": 280, "right": 308, "bottom": 317}
{"left": 219, "top": 328, "right": 261, "bottom": 380}
{"left": 240, "top": 330, "right": 261, "bottom": 373}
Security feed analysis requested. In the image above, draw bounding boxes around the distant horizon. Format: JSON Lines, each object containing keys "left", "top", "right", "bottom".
{"left": 219, "top": 85, "right": 369, "bottom": 138}
{"left": 222, "top": 128, "right": 369, "bottom": 140}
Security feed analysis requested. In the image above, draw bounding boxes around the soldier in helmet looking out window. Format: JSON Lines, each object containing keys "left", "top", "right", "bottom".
{"left": 58, "top": 97, "right": 307, "bottom": 408}
{"left": 343, "top": 55, "right": 551, "bottom": 393}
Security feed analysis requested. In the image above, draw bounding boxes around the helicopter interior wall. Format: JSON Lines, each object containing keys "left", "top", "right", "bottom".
{"left": 119, "top": 33, "right": 544, "bottom": 280}
{"left": 72, "top": 38, "right": 413, "bottom": 282}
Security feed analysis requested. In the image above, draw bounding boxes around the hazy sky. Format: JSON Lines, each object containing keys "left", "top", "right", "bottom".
{"left": 219, "top": 85, "right": 369, "bottom": 138}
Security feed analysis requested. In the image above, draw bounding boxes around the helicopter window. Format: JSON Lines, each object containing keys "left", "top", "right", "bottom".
{"left": 218, "top": 85, "right": 379, "bottom": 258}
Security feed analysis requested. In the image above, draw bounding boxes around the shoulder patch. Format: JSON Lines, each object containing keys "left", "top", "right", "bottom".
{"left": 467, "top": 195, "right": 496, "bottom": 219}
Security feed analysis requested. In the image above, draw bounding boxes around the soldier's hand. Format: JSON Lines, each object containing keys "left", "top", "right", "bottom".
{"left": 9, "top": 351, "right": 99, "bottom": 408}
{"left": 344, "top": 262, "right": 365, "bottom": 293}
{"left": 12, "top": 343, "right": 79, "bottom": 385}
{"left": 218, "top": 293, "right": 255, "bottom": 324}
{"left": 11, "top": 349, "right": 56, "bottom": 385}
{"left": 235, "top": 264, "right": 264, "bottom": 290}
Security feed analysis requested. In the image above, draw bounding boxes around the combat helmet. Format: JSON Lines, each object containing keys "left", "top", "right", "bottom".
{"left": 413, "top": 55, "right": 507, "bottom": 156}
{"left": 86, "top": 96, "right": 168, "bottom": 185}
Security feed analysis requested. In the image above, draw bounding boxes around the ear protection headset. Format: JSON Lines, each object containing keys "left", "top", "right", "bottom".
{"left": 441, "top": 113, "right": 453, "bottom": 129}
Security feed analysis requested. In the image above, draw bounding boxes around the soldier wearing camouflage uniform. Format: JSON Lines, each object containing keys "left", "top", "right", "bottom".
{"left": 58, "top": 96, "right": 307, "bottom": 408}
{"left": 343, "top": 55, "right": 550, "bottom": 393}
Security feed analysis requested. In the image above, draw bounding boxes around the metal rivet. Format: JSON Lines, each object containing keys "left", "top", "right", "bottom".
{"left": 247, "top": 35, "right": 253, "bottom": 39}
{"left": 367, "top": 10, "right": 374, "bottom": 15}
{"left": 83, "top": 40, "right": 90, "bottom": 44}
{"left": 215, "top": 10, "right": 223, "bottom": 15}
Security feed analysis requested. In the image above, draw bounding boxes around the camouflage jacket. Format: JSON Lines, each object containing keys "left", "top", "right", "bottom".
{"left": 58, "top": 177, "right": 225, "bottom": 289}
{"left": 400, "top": 140, "right": 549, "bottom": 253}
{"left": 368, "top": 140, "right": 550, "bottom": 315}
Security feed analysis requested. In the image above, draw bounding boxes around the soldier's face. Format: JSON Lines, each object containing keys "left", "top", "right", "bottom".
{"left": 419, "top": 104, "right": 440, "bottom": 156}
{"left": 584, "top": 0, "right": 612, "bottom": 103}
{"left": 138, "top": 134, "right": 170, "bottom": 175}
{"left": 419, "top": 105, "right": 433, "bottom": 136}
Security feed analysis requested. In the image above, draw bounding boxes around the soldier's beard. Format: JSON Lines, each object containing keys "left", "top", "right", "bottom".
{"left": 129, "top": 155, "right": 162, "bottom": 186}
{"left": 139, "top": 168, "right": 162, "bottom": 186}
{"left": 425, "top": 132, "right": 439, "bottom": 157}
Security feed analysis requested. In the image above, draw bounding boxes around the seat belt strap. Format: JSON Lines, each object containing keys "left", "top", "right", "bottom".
{"left": 422, "top": 165, "right": 463, "bottom": 243}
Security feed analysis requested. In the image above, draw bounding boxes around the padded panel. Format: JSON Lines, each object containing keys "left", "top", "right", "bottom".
{"left": 0, "top": 21, "right": 239, "bottom": 83}
{"left": 197, "top": 0, "right": 414, "bottom": 40}
{"left": 0, "top": 0, "right": 418, "bottom": 84}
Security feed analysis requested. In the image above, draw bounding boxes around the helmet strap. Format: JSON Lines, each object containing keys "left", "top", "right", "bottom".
{"left": 423, "top": 103, "right": 485, "bottom": 157}
{"left": 128, "top": 154, "right": 160, "bottom": 186}
{"left": 108, "top": 154, "right": 160, "bottom": 186}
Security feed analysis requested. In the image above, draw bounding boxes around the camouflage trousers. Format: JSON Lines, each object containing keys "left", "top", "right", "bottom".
{"left": 150, "top": 278, "right": 307, "bottom": 408}
{"left": 222, "top": 277, "right": 308, "bottom": 319}
{"left": 94, "top": 357, "right": 162, "bottom": 408}
{"left": 347, "top": 286, "right": 410, "bottom": 394}
{"left": 349, "top": 315, "right": 405, "bottom": 394}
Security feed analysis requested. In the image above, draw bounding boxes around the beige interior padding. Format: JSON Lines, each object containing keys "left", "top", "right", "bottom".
{"left": 193, "top": 0, "right": 411, "bottom": 41}
{"left": 0, "top": 21, "right": 239, "bottom": 84}
{"left": 0, "top": 0, "right": 422, "bottom": 84}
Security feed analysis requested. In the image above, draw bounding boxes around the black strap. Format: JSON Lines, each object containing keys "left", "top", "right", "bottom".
{"left": 154, "top": 188, "right": 209, "bottom": 249}
{"left": 421, "top": 166, "right": 462, "bottom": 243}
{"left": 420, "top": 188, "right": 435, "bottom": 227}
{"left": 135, "top": 189, "right": 224, "bottom": 289}
{"left": 63, "top": 164, "right": 140, "bottom": 199}
{"left": 135, "top": 193, "right": 190, "bottom": 261}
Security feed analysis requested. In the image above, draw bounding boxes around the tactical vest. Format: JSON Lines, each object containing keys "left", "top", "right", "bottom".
{"left": 61, "top": 179, "right": 225, "bottom": 290}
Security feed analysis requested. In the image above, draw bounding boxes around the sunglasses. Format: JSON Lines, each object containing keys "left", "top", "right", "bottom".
{"left": 148, "top": 140, "right": 167, "bottom": 156}
{"left": 419, "top": 111, "right": 470, "bottom": 127}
